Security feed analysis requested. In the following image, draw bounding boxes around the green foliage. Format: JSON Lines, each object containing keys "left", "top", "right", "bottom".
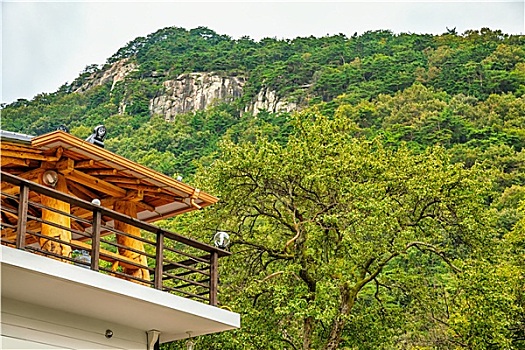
{"left": 181, "top": 111, "right": 502, "bottom": 349}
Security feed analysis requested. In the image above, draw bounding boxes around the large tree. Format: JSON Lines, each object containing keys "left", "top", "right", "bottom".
{"left": 194, "top": 110, "right": 495, "bottom": 349}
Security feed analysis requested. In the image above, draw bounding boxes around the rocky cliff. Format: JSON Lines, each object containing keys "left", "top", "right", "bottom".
{"left": 246, "top": 87, "right": 298, "bottom": 117}
{"left": 74, "top": 59, "right": 137, "bottom": 93}
{"left": 150, "top": 72, "right": 298, "bottom": 120}
{"left": 149, "top": 73, "right": 245, "bottom": 121}
{"left": 76, "top": 60, "right": 298, "bottom": 120}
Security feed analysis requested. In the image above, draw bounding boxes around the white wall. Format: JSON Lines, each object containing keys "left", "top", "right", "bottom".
{"left": 1, "top": 298, "right": 147, "bottom": 350}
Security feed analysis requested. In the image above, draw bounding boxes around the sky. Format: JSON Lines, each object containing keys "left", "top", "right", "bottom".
{"left": 2, "top": 1, "right": 524, "bottom": 104}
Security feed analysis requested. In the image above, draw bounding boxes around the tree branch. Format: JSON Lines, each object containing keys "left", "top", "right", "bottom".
{"left": 405, "top": 241, "right": 462, "bottom": 273}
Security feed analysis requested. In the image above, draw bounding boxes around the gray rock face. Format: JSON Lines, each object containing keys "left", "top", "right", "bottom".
{"left": 149, "top": 72, "right": 298, "bottom": 120}
{"left": 74, "top": 59, "right": 137, "bottom": 93}
{"left": 149, "top": 73, "right": 245, "bottom": 121}
{"left": 245, "top": 87, "right": 297, "bottom": 116}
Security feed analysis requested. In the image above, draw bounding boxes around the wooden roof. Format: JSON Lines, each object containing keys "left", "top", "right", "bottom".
{"left": 1, "top": 130, "right": 218, "bottom": 223}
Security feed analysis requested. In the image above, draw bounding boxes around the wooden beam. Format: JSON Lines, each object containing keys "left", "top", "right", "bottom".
{"left": 56, "top": 157, "right": 75, "bottom": 175}
{"left": 1, "top": 157, "right": 30, "bottom": 167}
{"left": 75, "top": 159, "right": 95, "bottom": 168}
{"left": 40, "top": 161, "right": 57, "bottom": 169}
{"left": 136, "top": 201, "right": 155, "bottom": 212}
{"left": 123, "top": 190, "right": 154, "bottom": 210}
{"left": 117, "top": 183, "right": 163, "bottom": 193}
{"left": 67, "top": 183, "right": 93, "bottom": 201}
{"left": 1, "top": 150, "right": 59, "bottom": 162}
{"left": 124, "top": 190, "right": 143, "bottom": 201}
{"left": 55, "top": 146, "right": 64, "bottom": 160}
{"left": 71, "top": 220, "right": 86, "bottom": 233}
{"left": 144, "top": 192, "right": 186, "bottom": 202}
{"left": 1, "top": 168, "right": 45, "bottom": 195}
{"left": 2, "top": 220, "right": 41, "bottom": 242}
{"left": 67, "top": 180, "right": 99, "bottom": 200}
{"left": 61, "top": 169, "right": 126, "bottom": 198}
{"left": 4, "top": 169, "right": 26, "bottom": 175}
{"left": 100, "top": 177, "right": 141, "bottom": 185}
{"left": 1, "top": 143, "right": 43, "bottom": 154}
{"left": 30, "top": 131, "right": 220, "bottom": 207}
{"left": 1, "top": 207, "right": 18, "bottom": 221}
{"left": 15, "top": 167, "right": 45, "bottom": 181}
{"left": 71, "top": 197, "right": 117, "bottom": 219}
{"left": 83, "top": 169, "right": 118, "bottom": 176}
{"left": 143, "top": 205, "right": 194, "bottom": 222}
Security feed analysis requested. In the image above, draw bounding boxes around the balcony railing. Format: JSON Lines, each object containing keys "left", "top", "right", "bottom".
{"left": 0, "top": 171, "right": 230, "bottom": 306}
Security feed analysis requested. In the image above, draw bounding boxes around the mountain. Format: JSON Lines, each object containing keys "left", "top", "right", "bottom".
{"left": 4, "top": 26, "right": 525, "bottom": 127}
{"left": 2, "top": 25, "right": 524, "bottom": 186}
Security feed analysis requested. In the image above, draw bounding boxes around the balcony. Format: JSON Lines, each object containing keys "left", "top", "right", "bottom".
{"left": 1, "top": 171, "right": 230, "bottom": 306}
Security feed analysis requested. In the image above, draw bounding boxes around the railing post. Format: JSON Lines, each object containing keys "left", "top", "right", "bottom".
{"left": 210, "top": 251, "right": 219, "bottom": 306}
{"left": 154, "top": 231, "right": 164, "bottom": 290}
{"left": 90, "top": 209, "right": 101, "bottom": 271}
{"left": 16, "top": 185, "right": 29, "bottom": 249}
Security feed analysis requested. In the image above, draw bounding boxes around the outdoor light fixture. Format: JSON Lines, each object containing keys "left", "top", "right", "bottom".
{"left": 42, "top": 170, "right": 59, "bottom": 187}
{"left": 86, "top": 124, "right": 107, "bottom": 148}
{"left": 213, "top": 231, "right": 230, "bottom": 249}
{"left": 56, "top": 124, "right": 69, "bottom": 133}
{"left": 91, "top": 198, "right": 101, "bottom": 206}
{"left": 186, "top": 332, "right": 195, "bottom": 350}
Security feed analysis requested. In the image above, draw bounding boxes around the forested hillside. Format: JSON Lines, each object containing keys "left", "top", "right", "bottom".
{"left": 2, "top": 26, "right": 524, "bottom": 349}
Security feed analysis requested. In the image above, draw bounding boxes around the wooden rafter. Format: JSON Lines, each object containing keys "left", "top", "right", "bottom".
{"left": 1, "top": 168, "right": 45, "bottom": 195}
{"left": 1, "top": 146, "right": 63, "bottom": 162}
{"left": 75, "top": 159, "right": 95, "bottom": 168}
{"left": 100, "top": 177, "right": 141, "bottom": 184}
{"left": 54, "top": 159, "right": 126, "bottom": 198}
{"left": 1, "top": 157, "right": 31, "bottom": 167}
{"left": 71, "top": 197, "right": 117, "bottom": 219}
{"left": 65, "top": 170, "right": 127, "bottom": 198}
{"left": 66, "top": 180, "right": 99, "bottom": 201}
{"left": 115, "top": 183, "right": 163, "bottom": 193}
{"left": 1, "top": 143, "right": 43, "bottom": 154}
{"left": 145, "top": 192, "right": 186, "bottom": 202}
{"left": 83, "top": 169, "right": 119, "bottom": 176}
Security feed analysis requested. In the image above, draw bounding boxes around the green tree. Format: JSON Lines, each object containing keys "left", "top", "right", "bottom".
{"left": 192, "top": 111, "right": 494, "bottom": 349}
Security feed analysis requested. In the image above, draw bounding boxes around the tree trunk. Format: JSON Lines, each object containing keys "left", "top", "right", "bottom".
{"left": 324, "top": 284, "right": 357, "bottom": 350}
{"left": 114, "top": 201, "right": 150, "bottom": 283}
{"left": 303, "top": 315, "right": 314, "bottom": 350}
{"left": 40, "top": 175, "right": 71, "bottom": 257}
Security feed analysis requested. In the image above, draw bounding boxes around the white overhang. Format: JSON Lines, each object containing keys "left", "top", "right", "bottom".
{"left": 1, "top": 246, "right": 240, "bottom": 343}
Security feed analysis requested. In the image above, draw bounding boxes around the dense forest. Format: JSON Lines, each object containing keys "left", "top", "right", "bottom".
{"left": 2, "top": 26, "right": 524, "bottom": 349}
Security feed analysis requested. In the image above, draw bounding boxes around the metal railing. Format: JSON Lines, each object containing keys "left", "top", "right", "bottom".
{"left": 0, "top": 171, "right": 229, "bottom": 306}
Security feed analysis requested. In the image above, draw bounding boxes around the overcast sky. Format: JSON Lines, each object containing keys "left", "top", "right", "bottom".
{"left": 2, "top": 1, "right": 524, "bottom": 104}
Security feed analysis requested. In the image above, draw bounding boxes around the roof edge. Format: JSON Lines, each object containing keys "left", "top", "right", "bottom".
{"left": 30, "top": 131, "right": 219, "bottom": 206}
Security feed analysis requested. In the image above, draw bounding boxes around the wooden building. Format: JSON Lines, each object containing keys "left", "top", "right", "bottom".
{"left": 1, "top": 129, "right": 240, "bottom": 349}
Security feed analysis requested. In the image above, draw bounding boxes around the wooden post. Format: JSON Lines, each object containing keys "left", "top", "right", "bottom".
{"left": 154, "top": 231, "right": 164, "bottom": 290}
{"left": 16, "top": 185, "right": 29, "bottom": 249}
{"left": 114, "top": 201, "right": 150, "bottom": 283}
{"left": 40, "top": 175, "right": 71, "bottom": 257}
{"left": 91, "top": 209, "right": 101, "bottom": 271}
{"left": 210, "top": 251, "right": 219, "bottom": 306}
